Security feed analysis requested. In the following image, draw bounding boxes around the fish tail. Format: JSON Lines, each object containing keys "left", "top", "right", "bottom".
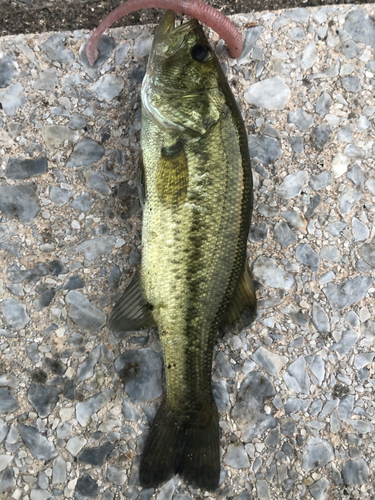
{"left": 140, "top": 399, "right": 220, "bottom": 491}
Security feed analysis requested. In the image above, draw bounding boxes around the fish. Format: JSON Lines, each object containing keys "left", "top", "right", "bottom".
{"left": 108, "top": 10, "right": 257, "bottom": 491}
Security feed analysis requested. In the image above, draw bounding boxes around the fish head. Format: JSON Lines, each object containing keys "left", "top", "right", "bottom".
{"left": 142, "top": 10, "right": 227, "bottom": 136}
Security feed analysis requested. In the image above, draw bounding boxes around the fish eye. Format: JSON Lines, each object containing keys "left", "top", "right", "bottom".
{"left": 191, "top": 44, "right": 212, "bottom": 62}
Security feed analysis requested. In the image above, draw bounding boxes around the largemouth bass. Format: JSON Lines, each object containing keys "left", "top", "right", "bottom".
{"left": 109, "top": 10, "right": 256, "bottom": 491}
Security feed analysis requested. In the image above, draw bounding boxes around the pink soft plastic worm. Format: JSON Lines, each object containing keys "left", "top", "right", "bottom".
{"left": 86, "top": 0, "right": 243, "bottom": 65}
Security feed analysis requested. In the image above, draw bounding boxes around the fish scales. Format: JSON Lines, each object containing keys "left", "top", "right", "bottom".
{"left": 109, "top": 10, "right": 256, "bottom": 491}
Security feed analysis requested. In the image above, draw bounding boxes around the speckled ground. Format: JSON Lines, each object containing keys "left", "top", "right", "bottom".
{"left": 0, "top": 4, "right": 375, "bottom": 500}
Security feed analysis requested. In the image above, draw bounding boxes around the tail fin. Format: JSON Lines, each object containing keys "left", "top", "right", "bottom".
{"left": 140, "top": 400, "right": 220, "bottom": 491}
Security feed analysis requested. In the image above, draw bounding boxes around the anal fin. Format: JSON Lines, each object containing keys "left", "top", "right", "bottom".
{"left": 222, "top": 261, "right": 257, "bottom": 330}
{"left": 108, "top": 271, "right": 156, "bottom": 333}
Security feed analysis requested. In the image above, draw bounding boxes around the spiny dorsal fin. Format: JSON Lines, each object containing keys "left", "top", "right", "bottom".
{"left": 108, "top": 271, "right": 156, "bottom": 334}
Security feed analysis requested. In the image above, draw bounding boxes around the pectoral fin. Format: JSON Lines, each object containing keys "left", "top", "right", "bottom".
{"left": 221, "top": 261, "right": 257, "bottom": 331}
{"left": 108, "top": 271, "right": 156, "bottom": 333}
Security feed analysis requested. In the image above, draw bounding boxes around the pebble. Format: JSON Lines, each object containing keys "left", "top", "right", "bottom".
{"left": 65, "top": 291, "right": 106, "bottom": 333}
{"left": 70, "top": 191, "right": 93, "bottom": 212}
{"left": 315, "top": 91, "right": 331, "bottom": 115}
{"left": 251, "top": 347, "right": 288, "bottom": 377}
{"left": 296, "top": 244, "right": 319, "bottom": 272}
{"left": 339, "top": 186, "right": 362, "bottom": 214}
{"left": 342, "top": 459, "right": 369, "bottom": 485}
{"left": 340, "top": 76, "right": 361, "bottom": 92}
{"left": 27, "top": 383, "right": 60, "bottom": 417}
{"left": 244, "top": 76, "right": 290, "bottom": 110}
{"left": 0, "top": 82, "right": 26, "bottom": 116}
{"left": 284, "top": 356, "right": 310, "bottom": 394}
{"left": 40, "top": 34, "right": 74, "bottom": 64}
{"left": 287, "top": 108, "right": 313, "bottom": 132}
{"left": 273, "top": 221, "right": 296, "bottom": 247}
{"left": 256, "top": 480, "right": 270, "bottom": 500}
{"left": 253, "top": 256, "right": 295, "bottom": 289}
{"left": 0, "top": 389, "right": 18, "bottom": 413}
{"left": 18, "top": 423, "right": 58, "bottom": 461}
{"left": 320, "top": 245, "right": 340, "bottom": 262}
{"left": 2, "top": 298, "right": 30, "bottom": 329}
{"left": 52, "top": 456, "right": 66, "bottom": 485}
{"left": 92, "top": 74, "right": 124, "bottom": 101}
{"left": 312, "top": 124, "right": 332, "bottom": 149}
{"left": 0, "top": 420, "right": 8, "bottom": 443}
{"left": 331, "top": 153, "right": 350, "bottom": 178}
{"left": 78, "top": 442, "right": 114, "bottom": 466}
{"left": 76, "top": 235, "right": 116, "bottom": 261}
{"left": 344, "top": 9, "right": 375, "bottom": 49}
{"left": 330, "top": 329, "right": 359, "bottom": 355}
{"left": 309, "top": 171, "right": 332, "bottom": 191}
{"left": 74, "top": 473, "right": 99, "bottom": 497}
{"left": 299, "top": 42, "right": 317, "bottom": 70}
{"left": 77, "top": 344, "right": 102, "bottom": 383}
{"left": 309, "top": 477, "right": 330, "bottom": 500}
{"left": 68, "top": 113, "right": 87, "bottom": 130}
{"left": 34, "top": 289, "right": 55, "bottom": 311}
{"left": 249, "top": 222, "right": 268, "bottom": 242}
{"left": 64, "top": 275, "right": 85, "bottom": 290}
{"left": 248, "top": 135, "right": 282, "bottom": 165}
{"left": 360, "top": 244, "right": 375, "bottom": 268}
{"left": 115, "top": 348, "right": 163, "bottom": 403}
{"left": 0, "top": 184, "right": 40, "bottom": 222}
{"left": 212, "top": 380, "right": 231, "bottom": 412}
{"left": 76, "top": 389, "right": 114, "bottom": 427}
{"left": 0, "top": 468, "right": 15, "bottom": 493}
{"left": 289, "top": 134, "right": 304, "bottom": 154}
{"left": 5, "top": 157, "right": 48, "bottom": 180}
{"left": 86, "top": 171, "right": 111, "bottom": 196}
{"left": 66, "top": 138, "right": 105, "bottom": 168}
{"left": 0, "top": 54, "right": 17, "bottom": 88}
{"left": 50, "top": 186, "right": 70, "bottom": 207}
{"left": 324, "top": 276, "right": 372, "bottom": 310}
{"left": 352, "top": 218, "right": 369, "bottom": 241}
{"left": 312, "top": 303, "right": 330, "bottom": 333}
{"left": 302, "top": 437, "right": 334, "bottom": 471}
{"left": 347, "top": 164, "right": 365, "bottom": 188}
{"left": 122, "top": 396, "right": 141, "bottom": 421}
{"left": 0, "top": 455, "right": 13, "bottom": 473}
{"left": 224, "top": 444, "right": 250, "bottom": 469}
{"left": 33, "top": 68, "right": 57, "bottom": 91}
{"left": 277, "top": 171, "right": 308, "bottom": 199}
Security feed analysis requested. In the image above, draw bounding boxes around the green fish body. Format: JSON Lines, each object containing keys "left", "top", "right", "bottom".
{"left": 109, "top": 11, "right": 256, "bottom": 491}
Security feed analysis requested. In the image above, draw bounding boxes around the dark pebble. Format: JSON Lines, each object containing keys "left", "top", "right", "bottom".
{"left": 305, "top": 194, "right": 321, "bottom": 218}
{"left": 31, "top": 369, "right": 48, "bottom": 384}
{"left": 34, "top": 289, "right": 55, "bottom": 311}
{"left": 43, "top": 357, "right": 66, "bottom": 376}
{"left": 75, "top": 473, "right": 99, "bottom": 497}
{"left": 77, "top": 442, "right": 114, "bottom": 466}
{"left": 64, "top": 380, "right": 76, "bottom": 400}
{"left": 49, "top": 260, "right": 68, "bottom": 275}
{"left": 27, "top": 383, "right": 60, "bottom": 418}
{"left": 5, "top": 157, "right": 48, "bottom": 180}
{"left": 64, "top": 275, "right": 85, "bottom": 290}
{"left": 108, "top": 265, "right": 121, "bottom": 289}
{"left": 0, "top": 388, "right": 19, "bottom": 413}
{"left": 312, "top": 123, "right": 332, "bottom": 149}
{"left": 249, "top": 222, "right": 269, "bottom": 242}
{"left": 0, "top": 184, "right": 40, "bottom": 223}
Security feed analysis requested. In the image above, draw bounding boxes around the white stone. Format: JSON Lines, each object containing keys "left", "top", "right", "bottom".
{"left": 331, "top": 153, "right": 350, "bottom": 178}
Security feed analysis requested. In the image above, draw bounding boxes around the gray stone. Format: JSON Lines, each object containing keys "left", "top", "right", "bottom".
{"left": 289, "top": 135, "right": 304, "bottom": 154}
{"left": 42, "top": 125, "right": 78, "bottom": 147}
{"left": 18, "top": 423, "right": 58, "bottom": 461}
{"left": 0, "top": 54, "right": 17, "bottom": 88}
{"left": 323, "top": 276, "right": 372, "bottom": 310}
{"left": 7, "top": 263, "right": 47, "bottom": 284}
{"left": 282, "top": 211, "right": 306, "bottom": 232}
{"left": 212, "top": 380, "right": 231, "bottom": 412}
{"left": 68, "top": 114, "right": 87, "bottom": 130}
{"left": 86, "top": 172, "right": 111, "bottom": 196}
{"left": 256, "top": 479, "right": 270, "bottom": 500}
{"left": 366, "top": 178, "right": 375, "bottom": 195}
{"left": 309, "top": 477, "right": 330, "bottom": 500}
{"left": 305, "top": 194, "right": 321, "bottom": 218}
{"left": 274, "top": 222, "right": 296, "bottom": 247}
{"left": 34, "top": 289, "right": 55, "bottom": 311}
{"left": 344, "top": 10, "right": 375, "bottom": 49}
{"left": 129, "top": 250, "right": 142, "bottom": 266}
{"left": 122, "top": 396, "right": 141, "bottom": 421}
{"left": 0, "top": 374, "right": 18, "bottom": 389}
{"left": 341, "top": 76, "right": 361, "bottom": 92}
{"left": 66, "top": 291, "right": 106, "bottom": 333}
{"left": 76, "top": 388, "right": 114, "bottom": 427}
{"left": 287, "top": 108, "right": 313, "bottom": 132}
{"left": 330, "top": 329, "right": 359, "bottom": 355}
{"left": 78, "top": 442, "right": 114, "bottom": 466}
{"left": 0, "top": 83, "right": 26, "bottom": 115}
{"left": 284, "top": 397, "right": 311, "bottom": 414}
{"left": 277, "top": 171, "right": 308, "bottom": 199}
{"left": 360, "top": 244, "right": 375, "bottom": 267}
{"left": 52, "top": 456, "right": 66, "bottom": 484}
{"left": 70, "top": 192, "right": 93, "bottom": 212}
{"left": 75, "top": 473, "right": 99, "bottom": 497}
{"left": 338, "top": 124, "right": 354, "bottom": 143}
{"left": 325, "top": 221, "right": 346, "bottom": 237}
{"left": 81, "top": 35, "right": 117, "bottom": 68}
{"left": 2, "top": 298, "right": 30, "bottom": 329}
{"left": 350, "top": 420, "right": 373, "bottom": 434}
{"left": 320, "top": 245, "right": 340, "bottom": 262}
{"left": 0, "top": 389, "right": 18, "bottom": 413}
{"left": 0, "top": 420, "right": 8, "bottom": 443}
{"left": 77, "top": 344, "right": 101, "bottom": 383}
{"left": 249, "top": 222, "right": 268, "bottom": 242}
{"left": 216, "top": 351, "right": 235, "bottom": 377}
{"left": 253, "top": 257, "right": 295, "bottom": 290}
{"left": 33, "top": 68, "right": 57, "bottom": 91}
{"left": 28, "top": 383, "right": 60, "bottom": 417}
{"left": 354, "top": 353, "right": 375, "bottom": 370}
{"left": 66, "top": 436, "right": 86, "bottom": 456}
{"left": 302, "top": 437, "right": 334, "bottom": 471}
{"left": 342, "top": 39, "right": 361, "bottom": 59}
{"left": 64, "top": 275, "right": 85, "bottom": 290}
{"left": 244, "top": 76, "right": 290, "bottom": 110}
{"left": 251, "top": 347, "right": 288, "bottom": 377}
{"left": 258, "top": 204, "right": 278, "bottom": 218}
{"left": 310, "top": 172, "right": 332, "bottom": 191}
{"left": 248, "top": 135, "right": 282, "bottom": 165}
{"left": 66, "top": 138, "right": 105, "bottom": 168}
{"left": 50, "top": 186, "right": 70, "bottom": 207}
{"left": 115, "top": 348, "right": 163, "bottom": 403}
{"left": 338, "top": 395, "right": 354, "bottom": 423}
{"left": 0, "top": 183, "right": 40, "bottom": 222}
{"left": 352, "top": 218, "right": 369, "bottom": 241}
{"left": 298, "top": 42, "right": 317, "bottom": 70}
{"left": 107, "top": 466, "right": 127, "bottom": 486}
{"left": 108, "top": 265, "right": 121, "bottom": 289}
{"left": 237, "top": 26, "right": 265, "bottom": 64}
{"left": 115, "top": 43, "right": 131, "bottom": 64}
{"left": 92, "top": 74, "right": 124, "bottom": 101}
{"left": 284, "top": 357, "right": 310, "bottom": 394}
{"left": 0, "top": 468, "right": 15, "bottom": 493}
{"left": 40, "top": 34, "right": 74, "bottom": 64}
{"left": 312, "top": 303, "right": 330, "bottom": 334}
{"left": 342, "top": 459, "right": 369, "bottom": 485}
{"left": 347, "top": 165, "right": 365, "bottom": 188}
{"left": 6, "top": 157, "right": 48, "bottom": 180}
{"left": 224, "top": 444, "right": 250, "bottom": 469}
{"left": 344, "top": 144, "right": 364, "bottom": 159}
{"left": 339, "top": 186, "right": 362, "bottom": 214}
{"left": 77, "top": 236, "right": 115, "bottom": 260}
{"left": 312, "top": 123, "right": 332, "bottom": 149}
{"left": 296, "top": 243, "right": 319, "bottom": 272}
{"left": 316, "top": 91, "right": 332, "bottom": 115}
